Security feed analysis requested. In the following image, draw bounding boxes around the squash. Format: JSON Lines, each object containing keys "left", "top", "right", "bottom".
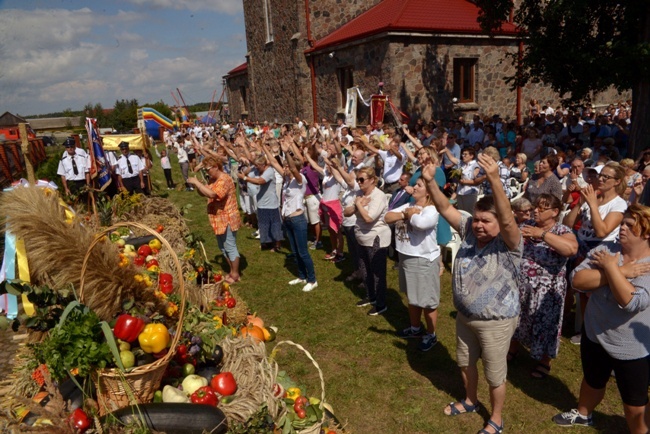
{"left": 240, "top": 324, "right": 265, "bottom": 343}
{"left": 246, "top": 313, "right": 264, "bottom": 329}
{"left": 261, "top": 327, "right": 276, "bottom": 342}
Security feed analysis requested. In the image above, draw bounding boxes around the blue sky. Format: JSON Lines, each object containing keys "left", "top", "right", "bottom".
{"left": 0, "top": 0, "right": 247, "bottom": 117}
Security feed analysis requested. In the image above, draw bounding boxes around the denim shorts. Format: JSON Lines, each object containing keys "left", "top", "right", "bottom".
{"left": 216, "top": 225, "right": 239, "bottom": 261}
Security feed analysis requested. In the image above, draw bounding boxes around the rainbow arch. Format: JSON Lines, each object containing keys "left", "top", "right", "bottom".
{"left": 138, "top": 107, "right": 174, "bottom": 139}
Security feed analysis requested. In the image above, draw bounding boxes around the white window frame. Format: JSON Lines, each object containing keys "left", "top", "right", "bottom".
{"left": 263, "top": 0, "right": 274, "bottom": 44}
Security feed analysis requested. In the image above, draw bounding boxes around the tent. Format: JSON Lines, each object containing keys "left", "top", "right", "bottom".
{"left": 201, "top": 115, "right": 218, "bottom": 125}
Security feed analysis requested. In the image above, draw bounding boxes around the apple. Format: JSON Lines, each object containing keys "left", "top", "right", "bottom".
{"left": 116, "top": 238, "right": 126, "bottom": 247}
{"left": 124, "top": 244, "right": 136, "bottom": 253}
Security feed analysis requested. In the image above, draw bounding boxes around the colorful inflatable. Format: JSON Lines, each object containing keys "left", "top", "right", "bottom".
{"left": 138, "top": 107, "right": 174, "bottom": 139}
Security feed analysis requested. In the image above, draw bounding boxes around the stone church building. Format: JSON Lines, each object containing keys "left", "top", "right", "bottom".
{"left": 225, "top": 0, "right": 624, "bottom": 125}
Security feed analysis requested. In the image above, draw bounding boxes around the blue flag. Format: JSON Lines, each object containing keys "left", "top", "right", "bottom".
{"left": 85, "top": 118, "right": 112, "bottom": 191}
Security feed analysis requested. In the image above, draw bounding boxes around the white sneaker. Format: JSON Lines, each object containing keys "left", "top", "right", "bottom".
{"left": 302, "top": 281, "right": 318, "bottom": 292}
{"left": 289, "top": 278, "right": 307, "bottom": 285}
{"left": 252, "top": 231, "right": 260, "bottom": 239}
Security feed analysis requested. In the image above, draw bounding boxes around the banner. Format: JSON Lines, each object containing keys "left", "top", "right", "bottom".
{"left": 370, "top": 94, "right": 388, "bottom": 127}
{"left": 85, "top": 118, "right": 112, "bottom": 191}
{"left": 345, "top": 88, "right": 358, "bottom": 128}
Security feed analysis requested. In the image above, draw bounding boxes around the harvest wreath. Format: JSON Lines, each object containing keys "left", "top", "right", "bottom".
{"left": 0, "top": 186, "right": 345, "bottom": 434}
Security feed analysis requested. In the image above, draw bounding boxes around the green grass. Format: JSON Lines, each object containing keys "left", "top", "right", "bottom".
{"left": 148, "top": 150, "right": 628, "bottom": 434}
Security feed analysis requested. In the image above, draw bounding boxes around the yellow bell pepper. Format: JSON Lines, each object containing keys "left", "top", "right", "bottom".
{"left": 286, "top": 387, "right": 301, "bottom": 402}
{"left": 138, "top": 323, "right": 170, "bottom": 354}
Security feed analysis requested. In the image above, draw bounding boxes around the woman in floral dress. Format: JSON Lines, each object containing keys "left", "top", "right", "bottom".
{"left": 509, "top": 193, "right": 578, "bottom": 378}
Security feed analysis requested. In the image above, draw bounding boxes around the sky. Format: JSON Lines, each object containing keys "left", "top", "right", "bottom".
{"left": 0, "top": 0, "right": 247, "bottom": 117}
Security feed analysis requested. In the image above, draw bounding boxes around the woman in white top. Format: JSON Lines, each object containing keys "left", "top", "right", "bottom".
{"left": 385, "top": 177, "right": 441, "bottom": 351}
{"left": 456, "top": 147, "right": 481, "bottom": 214}
{"left": 563, "top": 162, "right": 628, "bottom": 341}
{"left": 261, "top": 139, "right": 317, "bottom": 292}
{"left": 344, "top": 166, "right": 390, "bottom": 315}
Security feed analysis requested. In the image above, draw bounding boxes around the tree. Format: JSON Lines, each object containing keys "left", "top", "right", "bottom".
{"left": 475, "top": 0, "right": 650, "bottom": 158}
{"left": 109, "top": 99, "right": 139, "bottom": 133}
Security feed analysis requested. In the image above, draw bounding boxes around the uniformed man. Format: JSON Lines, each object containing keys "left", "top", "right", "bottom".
{"left": 57, "top": 137, "right": 90, "bottom": 196}
{"left": 116, "top": 141, "right": 144, "bottom": 194}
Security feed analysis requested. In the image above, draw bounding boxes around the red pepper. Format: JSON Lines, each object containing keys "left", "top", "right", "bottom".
{"left": 113, "top": 314, "right": 145, "bottom": 343}
{"left": 190, "top": 386, "right": 219, "bottom": 406}
{"left": 69, "top": 408, "right": 91, "bottom": 433}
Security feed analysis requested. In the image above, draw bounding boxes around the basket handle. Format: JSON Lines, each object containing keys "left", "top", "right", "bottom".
{"left": 271, "top": 340, "right": 326, "bottom": 415}
{"left": 79, "top": 221, "right": 186, "bottom": 368}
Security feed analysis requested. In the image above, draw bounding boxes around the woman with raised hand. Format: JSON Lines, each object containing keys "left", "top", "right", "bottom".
{"left": 508, "top": 194, "right": 578, "bottom": 377}
{"left": 423, "top": 152, "right": 522, "bottom": 434}
{"left": 304, "top": 142, "right": 346, "bottom": 263}
{"left": 187, "top": 156, "right": 241, "bottom": 284}
{"left": 384, "top": 176, "right": 441, "bottom": 352}
{"left": 343, "top": 166, "right": 390, "bottom": 316}
{"left": 260, "top": 138, "right": 317, "bottom": 292}
{"left": 553, "top": 205, "right": 650, "bottom": 432}
{"left": 237, "top": 153, "right": 284, "bottom": 252}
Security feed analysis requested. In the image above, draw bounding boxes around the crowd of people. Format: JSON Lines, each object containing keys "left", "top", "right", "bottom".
{"left": 151, "top": 99, "right": 650, "bottom": 434}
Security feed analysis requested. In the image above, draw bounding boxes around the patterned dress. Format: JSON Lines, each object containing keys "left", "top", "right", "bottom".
{"left": 514, "top": 223, "right": 572, "bottom": 360}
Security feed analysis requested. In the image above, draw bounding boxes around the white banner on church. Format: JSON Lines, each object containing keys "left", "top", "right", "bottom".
{"left": 345, "top": 88, "right": 358, "bottom": 128}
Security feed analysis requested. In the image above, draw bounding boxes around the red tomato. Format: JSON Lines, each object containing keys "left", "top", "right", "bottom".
{"left": 133, "top": 256, "right": 145, "bottom": 266}
{"left": 146, "top": 259, "right": 159, "bottom": 268}
{"left": 210, "top": 372, "right": 237, "bottom": 396}
{"left": 296, "top": 408, "right": 306, "bottom": 419}
{"left": 159, "top": 282, "right": 174, "bottom": 295}
{"left": 159, "top": 273, "right": 173, "bottom": 284}
{"left": 222, "top": 291, "right": 231, "bottom": 299}
{"left": 226, "top": 298, "right": 236, "bottom": 309}
{"left": 156, "top": 224, "right": 164, "bottom": 233}
{"left": 214, "top": 273, "right": 222, "bottom": 282}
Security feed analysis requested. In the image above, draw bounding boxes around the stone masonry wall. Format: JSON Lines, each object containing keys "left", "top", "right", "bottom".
{"left": 226, "top": 72, "right": 248, "bottom": 121}
{"left": 312, "top": 36, "right": 630, "bottom": 125}
{"left": 242, "top": 0, "right": 305, "bottom": 123}
{"left": 308, "top": 0, "right": 381, "bottom": 42}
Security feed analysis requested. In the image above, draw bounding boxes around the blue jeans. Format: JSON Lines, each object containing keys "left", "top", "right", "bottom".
{"left": 283, "top": 213, "right": 316, "bottom": 283}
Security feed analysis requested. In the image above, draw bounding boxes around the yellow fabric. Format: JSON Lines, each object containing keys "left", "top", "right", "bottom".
{"left": 58, "top": 198, "right": 75, "bottom": 223}
{"left": 16, "top": 238, "right": 35, "bottom": 316}
{"left": 102, "top": 134, "right": 147, "bottom": 151}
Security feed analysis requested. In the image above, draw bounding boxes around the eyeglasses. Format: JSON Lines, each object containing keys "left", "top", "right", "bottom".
{"left": 597, "top": 173, "right": 616, "bottom": 180}
{"left": 535, "top": 205, "right": 555, "bottom": 211}
{"left": 357, "top": 177, "right": 367, "bottom": 184}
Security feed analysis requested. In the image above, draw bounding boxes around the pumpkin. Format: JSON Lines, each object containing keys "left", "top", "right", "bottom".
{"left": 240, "top": 324, "right": 265, "bottom": 343}
{"left": 246, "top": 313, "right": 265, "bottom": 329}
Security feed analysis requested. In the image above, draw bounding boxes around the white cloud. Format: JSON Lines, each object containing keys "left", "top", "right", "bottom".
{"left": 125, "top": 0, "right": 242, "bottom": 14}
{"left": 129, "top": 48, "right": 149, "bottom": 61}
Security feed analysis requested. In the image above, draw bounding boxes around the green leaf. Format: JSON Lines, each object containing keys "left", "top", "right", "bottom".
{"left": 100, "top": 321, "right": 125, "bottom": 372}
{"left": 58, "top": 300, "right": 82, "bottom": 327}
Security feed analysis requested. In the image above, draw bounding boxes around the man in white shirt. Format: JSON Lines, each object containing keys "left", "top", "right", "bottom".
{"left": 363, "top": 135, "right": 405, "bottom": 193}
{"left": 57, "top": 137, "right": 90, "bottom": 196}
{"left": 116, "top": 141, "right": 145, "bottom": 194}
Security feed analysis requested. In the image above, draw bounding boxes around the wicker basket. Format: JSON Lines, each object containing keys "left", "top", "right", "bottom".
{"left": 80, "top": 222, "right": 186, "bottom": 416}
{"left": 273, "top": 341, "right": 326, "bottom": 434}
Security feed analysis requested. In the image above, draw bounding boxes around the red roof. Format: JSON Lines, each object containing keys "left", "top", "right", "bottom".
{"left": 226, "top": 62, "right": 248, "bottom": 76}
{"left": 308, "top": 0, "right": 518, "bottom": 52}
